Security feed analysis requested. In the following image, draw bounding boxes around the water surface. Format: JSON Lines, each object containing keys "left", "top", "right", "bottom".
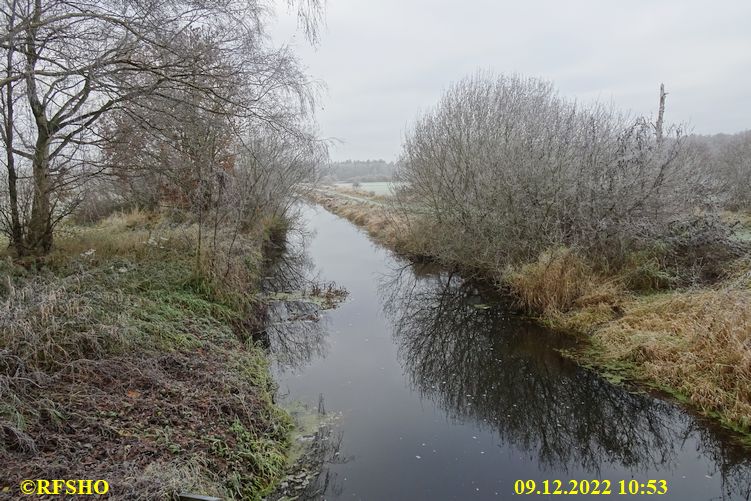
{"left": 269, "top": 205, "right": 751, "bottom": 500}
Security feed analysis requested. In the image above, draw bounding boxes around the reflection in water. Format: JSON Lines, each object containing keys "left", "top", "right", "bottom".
{"left": 259, "top": 227, "right": 330, "bottom": 371}
{"left": 262, "top": 224, "right": 316, "bottom": 293}
{"left": 267, "top": 206, "right": 751, "bottom": 500}
{"left": 270, "top": 396, "right": 349, "bottom": 501}
{"left": 380, "top": 263, "right": 751, "bottom": 497}
{"left": 262, "top": 224, "right": 350, "bottom": 500}
{"left": 299, "top": 414, "right": 349, "bottom": 500}
{"left": 263, "top": 300, "right": 329, "bottom": 371}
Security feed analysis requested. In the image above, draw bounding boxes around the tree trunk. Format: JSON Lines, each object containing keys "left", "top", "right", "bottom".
{"left": 656, "top": 83, "right": 666, "bottom": 144}
{"left": 5, "top": 140, "right": 24, "bottom": 253}
{"left": 25, "top": 132, "right": 52, "bottom": 254}
{"left": 3, "top": 0, "right": 24, "bottom": 254}
{"left": 22, "top": 0, "right": 53, "bottom": 255}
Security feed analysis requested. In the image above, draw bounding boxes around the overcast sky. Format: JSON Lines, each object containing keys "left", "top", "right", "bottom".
{"left": 272, "top": 0, "right": 751, "bottom": 161}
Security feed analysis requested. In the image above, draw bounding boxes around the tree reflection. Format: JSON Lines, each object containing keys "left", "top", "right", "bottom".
{"left": 262, "top": 223, "right": 317, "bottom": 293}
{"left": 379, "top": 263, "right": 751, "bottom": 493}
{"left": 259, "top": 226, "right": 331, "bottom": 371}
{"left": 262, "top": 300, "right": 329, "bottom": 371}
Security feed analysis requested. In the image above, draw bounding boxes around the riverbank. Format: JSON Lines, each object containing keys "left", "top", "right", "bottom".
{"left": 0, "top": 211, "right": 293, "bottom": 499}
{"left": 308, "top": 187, "right": 751, "bottom": 444}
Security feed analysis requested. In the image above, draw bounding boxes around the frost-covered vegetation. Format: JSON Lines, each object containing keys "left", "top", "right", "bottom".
{"left": 0, "top": 212, "right": 294, "bottom": 499}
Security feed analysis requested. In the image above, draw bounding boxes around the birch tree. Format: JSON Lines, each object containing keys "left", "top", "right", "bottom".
{"left": 0, "top": 0, "right": 323, "bottom": 255}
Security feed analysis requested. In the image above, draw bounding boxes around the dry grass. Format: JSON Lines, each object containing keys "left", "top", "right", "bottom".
{"left": 308, "top": 190, "right": 416, "bottom": 253}
{"left": 506, "top": 247, "right": 624, "bottom": 315}
{"left": 46, "top": 210, "right": 195, "bottom": 268}
{"left": 727, "top": 211, "right": 751, "bottom": 225}
{"left": 42, "top": 210, "right": 267, "bottom": 310}
{"left": 588, "top": 287, "right": 751, "bottom": 433}
{"left": 508, "top": 247, "right": 751, "bottom": 436}
{"left": 0, "top": 211, "right": 293, "bottom": 500}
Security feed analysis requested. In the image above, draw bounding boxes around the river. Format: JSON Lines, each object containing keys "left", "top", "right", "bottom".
{"left": 265, "top": 205, "right": 751, "bottom": 500}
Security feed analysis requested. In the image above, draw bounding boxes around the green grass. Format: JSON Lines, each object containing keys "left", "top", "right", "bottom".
{"left": 0, "top": 212, "right": 294, "bottom": 500}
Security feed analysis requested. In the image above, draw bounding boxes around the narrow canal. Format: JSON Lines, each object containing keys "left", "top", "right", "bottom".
{"left": 267, "top": 205, "right": 751, "bottom": 500}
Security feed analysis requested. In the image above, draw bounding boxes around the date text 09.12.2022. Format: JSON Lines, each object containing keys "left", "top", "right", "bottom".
{"left": 514, "top": 479, "right": 668, "bottom": 496}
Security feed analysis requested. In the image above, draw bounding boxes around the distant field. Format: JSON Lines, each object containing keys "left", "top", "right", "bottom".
{"left": 335, "top": 181, "right": 401, "bottom": 196}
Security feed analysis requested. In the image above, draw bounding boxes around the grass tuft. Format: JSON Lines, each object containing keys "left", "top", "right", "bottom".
{"left": 506, "top": 247, "right": 623, "bottom": 314}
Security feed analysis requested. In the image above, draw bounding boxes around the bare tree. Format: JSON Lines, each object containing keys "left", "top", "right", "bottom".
{"left": 719, "top": 132, "right": 751, "bottom": 210}
{"left": 96, "top": 47, "right": 326, "bottom": 278}
{"left": 0, "top": 0, "right": 324, "bottom": 255}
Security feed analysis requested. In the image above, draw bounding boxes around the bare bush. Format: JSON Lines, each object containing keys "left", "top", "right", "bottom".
{"left": 692, "top": 131, "right": 751, "bottom": 211}
{"left": 395, "top": 72, "right": 724, "bottom": 278}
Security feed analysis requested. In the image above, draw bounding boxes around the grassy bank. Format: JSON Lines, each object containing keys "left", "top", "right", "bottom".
{"left": 0, "top": 212, "right": 294, "bottom": 499}
{"left": 307, "top": 189, "right": 414, "bottom": 255}
{"left": 309, "top": 187, "right": 751, "bottom": 443}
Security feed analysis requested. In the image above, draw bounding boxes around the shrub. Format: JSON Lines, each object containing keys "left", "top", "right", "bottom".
{"left": 394, "top": 72, "right": 727, "bottom": 281}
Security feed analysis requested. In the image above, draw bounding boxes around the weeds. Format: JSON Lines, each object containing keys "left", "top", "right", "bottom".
{"left": 0, "top": 211, "right": 293, "bottom": 500}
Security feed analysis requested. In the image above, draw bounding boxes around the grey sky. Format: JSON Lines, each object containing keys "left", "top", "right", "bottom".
{"left": 272, "top": 0, "right": 751, "bottom": 161}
